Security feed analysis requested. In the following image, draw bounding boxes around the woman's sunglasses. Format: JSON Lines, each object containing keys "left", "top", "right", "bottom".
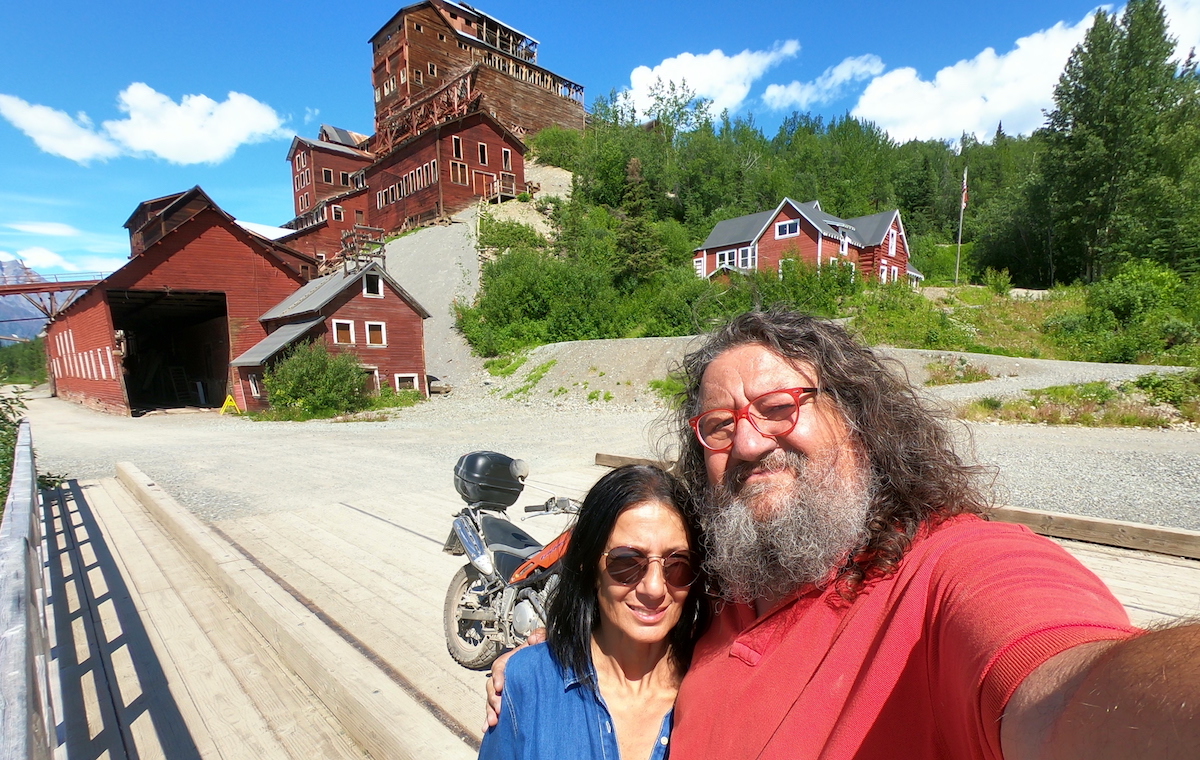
{"left": 602, "top": 547, "right": 697, "bottom": 588}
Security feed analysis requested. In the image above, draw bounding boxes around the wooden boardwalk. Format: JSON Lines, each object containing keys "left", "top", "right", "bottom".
{"left": 44, "top": 479, "right": 365, "bottom": 760}
{"left": 43, "top": 464, "right": 1200, "bottom": 759}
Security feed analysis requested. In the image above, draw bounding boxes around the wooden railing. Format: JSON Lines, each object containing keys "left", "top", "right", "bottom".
{"left": 0, "top": 421, "right": 55, "bottom": 760}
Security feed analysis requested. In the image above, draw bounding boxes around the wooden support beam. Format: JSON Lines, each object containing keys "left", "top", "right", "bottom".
{"left": 594, "top": 453, "right": 1200, "bottom": 560}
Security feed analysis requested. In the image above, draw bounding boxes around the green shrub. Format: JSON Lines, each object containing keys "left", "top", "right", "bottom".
{"left": 263, "top": 342, "right": 369, "bottom": 416}
{"left": 484, "top": 355, "right": 528, "bottom": 377}
{"left": 478, "top": 214, "right": 547, "bottom": 250}
{"left": 983, "top": 268, "right": 1012, "bottom": 297}
{"left": 372, "top": 387, "right": 425, "bottom": 409}
{"left": 527, "top": 125, "right": 583, "bottom": 171}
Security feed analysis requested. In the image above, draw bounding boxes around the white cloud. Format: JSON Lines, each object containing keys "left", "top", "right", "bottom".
{"left": 1164, "top": 0, "right": 1200, "bottom": 58}
{"left": 0, "top": 83, "right": 289, "bottom": 165}
{"left": 103, "top": 83, "right": 289, "bottom": 164}
{"left": 626, "top": 40, "right": 800, "bottom": 117}
{"left": 304, "top": 107, "right": 320, "bottom": 124}
{"left": 0, "top": 94, "right": 121, "bottom": 163}
{"left": 763, "top": 54, "right": 885, "bottom": 110}
{"left": 5, "top": 222, "right": 81, "bottom": 236}
{"left": 851, "top": 14, "right": 1096, "bottom": 142}
{"left": 0, "top": 247, "right": 80, "bottom": 272}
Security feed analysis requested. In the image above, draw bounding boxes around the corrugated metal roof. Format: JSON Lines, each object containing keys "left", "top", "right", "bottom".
{"left": 318, "top": 124, "right": 369, "bottom": 148}
{"left": 699, "top": 210, "right": 775, "bottom": 250}
{"left": 843, "top": 210, "right": 896, "bottom": 246}
{"left": 288, "top": 136, "right": 373, "bottom": 161}
{"left": 259, "top": 262, "right": 432, "bottom": 322}
{"left": 230, "top": 317, "right": 323, "bottom": 367}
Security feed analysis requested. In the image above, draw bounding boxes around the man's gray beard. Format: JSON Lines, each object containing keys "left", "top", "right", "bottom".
{"left": 699, "top": 448, "right": 874, "bottom": 604}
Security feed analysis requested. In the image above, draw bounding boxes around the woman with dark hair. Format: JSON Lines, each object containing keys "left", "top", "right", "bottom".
{"left": 478, "top": 464, "right": 706, "bottom": 760}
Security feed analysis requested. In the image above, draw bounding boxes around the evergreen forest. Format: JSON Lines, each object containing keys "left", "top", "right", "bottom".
{"left": 456, "top": 0, "right": 1200, "bottom": 367}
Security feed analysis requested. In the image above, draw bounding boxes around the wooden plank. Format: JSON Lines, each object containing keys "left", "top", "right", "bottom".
{"left": 992, "top": 506, "right": 1200, "bottom": 560}
{"left": 117, "top": 463, "right": 476, "bottom": 760}
{"left": 595, "top": 452, "right": 670, "bottom": 470}
{"left": 96, "top": 479, "right": 366, "bottom": 760}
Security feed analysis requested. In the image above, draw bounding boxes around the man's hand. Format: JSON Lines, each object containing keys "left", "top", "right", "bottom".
{"left": 484, "top": 628, "right": 547, "bottom": 731}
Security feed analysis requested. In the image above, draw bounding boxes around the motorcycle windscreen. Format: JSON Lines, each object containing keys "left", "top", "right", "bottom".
{"left": 480, "top": 515, "right": 542, "bottom": 582}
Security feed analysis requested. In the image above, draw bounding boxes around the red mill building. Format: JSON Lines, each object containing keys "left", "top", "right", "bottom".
{"left": 280, "top": 1, "right": 585, "bottom": 259}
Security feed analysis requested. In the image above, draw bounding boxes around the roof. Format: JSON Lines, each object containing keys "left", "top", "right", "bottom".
{"left": 843, "top": 210, "right": 898, "bottom": 247}
{"left": 236, "top": 220, "right": 293, "bottom": 241}
{"left": 698, "top": 210, "right": 775, "bottom": 251}
{"left": 318, "top": 124, "right": 369, "bottom": 149}
{"left": 286, "top": 136, "right": 373, "bottom": 162}
{"left": 259, "top": 261, "right": 432, "bottom": 322}
{"left": 230, "top": 316, "right": 323, "bottom": 367}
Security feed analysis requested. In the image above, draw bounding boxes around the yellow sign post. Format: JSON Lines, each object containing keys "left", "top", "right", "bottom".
{"left": 219, "top": 394, "right": 241, "bottom": 415}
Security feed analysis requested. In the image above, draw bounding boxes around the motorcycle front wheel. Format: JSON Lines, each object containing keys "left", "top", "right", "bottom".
{"left": 444, "top": 565, "right": 503, "bottom": 669}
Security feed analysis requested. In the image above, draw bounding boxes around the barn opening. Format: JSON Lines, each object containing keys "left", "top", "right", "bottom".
{"left": 108, "top": 290, "right": 229, "bottom": 412}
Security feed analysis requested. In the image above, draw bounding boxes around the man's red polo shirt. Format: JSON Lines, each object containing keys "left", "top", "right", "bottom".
{"left": 670, "top": 515, "right": 1137, "bottom": 759}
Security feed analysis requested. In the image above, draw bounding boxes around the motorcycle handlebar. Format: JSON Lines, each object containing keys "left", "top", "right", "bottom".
{"left": 523, "top": 497, "right": 582, "bottom": 515}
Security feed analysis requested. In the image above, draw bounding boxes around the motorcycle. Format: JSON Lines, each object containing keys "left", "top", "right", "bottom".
{"left": 442, "top": 450, "right": 580, "bottom": 669}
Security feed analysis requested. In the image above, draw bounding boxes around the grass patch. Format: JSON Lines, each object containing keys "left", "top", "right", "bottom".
{"left": 959, "top": 379, "right": 1191, "bottom": 428}
{"left": 925, "top": 356, "right": 994, "bottom": 386}
{"left": 505, "top": 360, "right": 556, "bottom": 398}
{"left": 484, "top": 354, "right": 528, "bottom": 377}
{"left": 648, "top": 375, "right": 686, "bottom": 408}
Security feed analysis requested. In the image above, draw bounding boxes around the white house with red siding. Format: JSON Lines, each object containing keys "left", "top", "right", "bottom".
{"left": 693, "top": 198, "right": 922, "bottom": 285}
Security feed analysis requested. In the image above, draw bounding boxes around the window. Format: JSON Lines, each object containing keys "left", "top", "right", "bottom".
{"left": 693, "top": 256, "right": 705, "bottom": 278}
{"left": 450, "top": 161, "right": 469, "bottom": 185}
{"left": 316, "top": 253, "right": 326, "bottom": 262}
{"left": 839, "top": 234, "right": 849, "bottom": 256}
{"left": 355, "top": 209, "right": 365, "bottom": 224}
{"left": 888, "top": 229, "right": 897, "bottom": 258}
{"left": 333, "top": 320, "right": 355, "bottom": 344}
{"left": 716, "top": 249, "right": 736, "bottom": 268}
{"left": 428, "top": 62, "right": 437, "bottom": 76}
{"left": 363, "top": 272, "right": 384, "bottom": 297}
{"left": 879, "top": 265, "right": 888, "bottom": 283}
{"left": 776, "top": 220, "right": 799, "bottom": 238}
{"left": 374, "top": 87, "right": 382, "bottom": 103}
{"left": 322, "top": 168, "right": 333, "bottom": 184}
{"left": 399, "top": 69, "right": 406, "bottom": 84}
{"left": 377, "top": 191, "right": 384, "bottom": 208}
{"left": 294, "top": 174, "right": 301, "bottom": 190}
{"left": 430, "top": 158, "right": 437, "bottom": 178}
{"left": 413, "top": 22, "right": 423, "bottom": 32}
{"left": 738, "top": 246, "right": 756, "bottom": 269}
{"left": 340, "top": 171, "right": 351, "bottom": 186}
{"left": 300, "top": 193, "right": 309, "bottom": 210}
{"left": 891, "top": 265, "right": 899, "bottom": 282}
{"left": 413, "top": 69, "right": 423, "bottom": 85}
{"left": 383, "top": 76, "right": 396, "bottom": 95}
{"left": 394, "top": 373, "right": 419, "bottom": 392}
{"left": 332, "top": 205, "right": 344, "bottom": 222}
{"left": 438, "top": 32, "right": 446, "bottom": 41}
{"left": 248, "top": 374, "right": 262, "bottom": 398}
{"left": 502, "top": 148, "right": 512, "bottom": 171}
{"left": 478, "top": 143, "right": 488, "bottom": 165}
{"left": 452, "top": 136, "right": 462, "bottom": 159}
{"left": 365, "top": 322, "right": 387, "bottom": 346}
{"left": 458, "top": 41, "right": 469, "bottom": 50}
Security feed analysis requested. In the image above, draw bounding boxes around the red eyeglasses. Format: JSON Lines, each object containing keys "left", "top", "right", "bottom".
{"left": 689, "top": 386, "right": 820, "bottom": 453}
{"left": 602, "top": 547, "right": 697, "bottom": 588}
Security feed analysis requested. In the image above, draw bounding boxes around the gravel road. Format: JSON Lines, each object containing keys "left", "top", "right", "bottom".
{"left": 21, "top": 337, "right": 1200, "bottom": 531}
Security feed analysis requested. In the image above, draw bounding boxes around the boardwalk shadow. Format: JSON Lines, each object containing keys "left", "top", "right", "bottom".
{"left": 44, "top": 480, "right": 202, "bottom": 760}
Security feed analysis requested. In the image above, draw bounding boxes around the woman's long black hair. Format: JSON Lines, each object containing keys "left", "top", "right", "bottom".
{"left": 546, "top": 464, "right": 708, "bottom": 685}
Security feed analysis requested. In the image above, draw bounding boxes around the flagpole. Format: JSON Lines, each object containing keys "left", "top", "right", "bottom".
{"left": 955, "top": 166, "right": 967, "bottom": 286}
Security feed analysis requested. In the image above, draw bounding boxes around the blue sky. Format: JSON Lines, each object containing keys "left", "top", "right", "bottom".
{"left": 2, "top": 0, "right": 1198, "bottom": 276}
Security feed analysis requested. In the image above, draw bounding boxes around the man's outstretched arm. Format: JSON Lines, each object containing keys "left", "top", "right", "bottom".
{"left": 1001, "top": 623, "right": 1200, "bottom": 760}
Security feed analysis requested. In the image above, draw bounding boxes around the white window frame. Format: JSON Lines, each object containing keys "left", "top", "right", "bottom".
{"left": 332, "top": 319, "right": 355, "bottom": 344}
{"left": 478, "top": 142, "right": 488, "bottom": 165}
{"left": 738, "top": 246, "right": 756, "bottom": 270}
{"left": 888, "top": 229, "right": 897, "bottom": 258}
{"left": 248, "top": 373, "right": 262, "bottom": 398}
{"left": 340, "top": 171, "right": 351, "bottom": 186}
{"left": 363, "top": 273, "right": 384, "bottom": 298}
{"left": 394, "top": 373, "right": 419, "bottom": 392}
{"left": 452, "top": 136, "right": 463, "bottom": 159}
{"left": 365, "top": 321, "right": 387, "bottom": 347}
{"left": 693, "top": 256, "right": 706, "bottom": 278}
{"left": 502, "top": 148, "right": 512, "bottom": 171}
{"left": 715, "top": 249, "right": 736, "bottom": 268}
{"left": 775, "top": 220, "right": 799, "bottom": 239}
{"left": 322, "top": 168, "right": 333, "bottom": 184}
{"left": 332, "top": 205, "right": 344, "bottom": 222}
{"left": 839, "top": 234, "right": 849, "bottom": 256}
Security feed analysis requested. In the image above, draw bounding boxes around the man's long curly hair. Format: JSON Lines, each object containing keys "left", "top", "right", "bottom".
{"left": 673, "top": 308, "right": 992, "bottom": 598}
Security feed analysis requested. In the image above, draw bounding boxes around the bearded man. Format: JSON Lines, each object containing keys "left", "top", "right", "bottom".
{"left": 668, "top": 308, "right": 1198, "bottom": 759}
{"left": 488, "top": 308, "right": 1200, "bottom": 759}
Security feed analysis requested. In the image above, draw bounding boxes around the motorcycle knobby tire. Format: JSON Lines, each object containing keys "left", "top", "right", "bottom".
{"left": 444, "top": 564, "right": 503, "bottom": 669}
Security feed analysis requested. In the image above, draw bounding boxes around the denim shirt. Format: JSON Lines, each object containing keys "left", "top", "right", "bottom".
{"left": 478, "top": 643, "right": 673, "bottom": 760}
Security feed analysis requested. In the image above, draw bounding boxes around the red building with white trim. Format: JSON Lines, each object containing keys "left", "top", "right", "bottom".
{"left": 693, "top": 199, "right": 921, "bottom": 285}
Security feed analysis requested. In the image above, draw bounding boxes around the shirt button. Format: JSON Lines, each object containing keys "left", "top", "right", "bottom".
{"left": 660, "top": 737, "right": 668, "bottom": 745}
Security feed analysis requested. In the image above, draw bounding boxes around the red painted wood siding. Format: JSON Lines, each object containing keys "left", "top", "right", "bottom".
{"left": 281, "top": 190, "right": 372, "bottom": 261}
{"left": 756, "top": 208, "right": 819, "bottom": 273}
{"left": 366, "top": 114, "right": 524, "bottom": 234}
{"left": 45, "top": 290, "right": 127, "bottom": 414}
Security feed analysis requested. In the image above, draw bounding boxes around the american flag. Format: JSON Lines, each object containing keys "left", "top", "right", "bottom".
{"left": 961, "top": 167, "right": 969, "bottom": 210}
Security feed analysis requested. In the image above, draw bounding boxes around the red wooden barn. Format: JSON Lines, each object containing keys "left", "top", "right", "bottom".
{"left": 692, "top": 199, "right": 922, "bottom": 285}
{"left": 44, "top": 187, "right": 428, "bottom": 415}
{"left": 232, "top": 260, "right": 431, "bottom": 402}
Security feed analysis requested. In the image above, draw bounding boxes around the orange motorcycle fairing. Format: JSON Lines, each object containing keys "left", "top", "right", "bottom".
{"left": 509, "top": 529, "right": 572, "bottom": 583}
